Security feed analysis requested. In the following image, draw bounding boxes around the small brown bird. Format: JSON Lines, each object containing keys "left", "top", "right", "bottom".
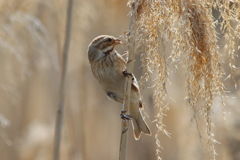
{"left": 88, "top": 35, "right": 151, "bottom": 140}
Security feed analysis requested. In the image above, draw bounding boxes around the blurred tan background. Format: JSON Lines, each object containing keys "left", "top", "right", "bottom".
{"left": 0, "top": 0, "right": 240, "bottom": 160}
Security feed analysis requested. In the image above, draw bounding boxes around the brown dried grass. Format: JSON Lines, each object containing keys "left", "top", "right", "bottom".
{"left": 128, "top": 0, "right": 240, "bottom": 159}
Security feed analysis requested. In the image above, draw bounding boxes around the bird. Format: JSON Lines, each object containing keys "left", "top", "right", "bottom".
{"left": 87, "top": 35, "right": 151, "bottom": 140}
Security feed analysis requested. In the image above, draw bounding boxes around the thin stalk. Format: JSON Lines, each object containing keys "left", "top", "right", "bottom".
{"left": 119, "top": 1, "right": 136, "bottom": 160}
{"left": 53, "top": 0, "right": 73, "bottom": 160}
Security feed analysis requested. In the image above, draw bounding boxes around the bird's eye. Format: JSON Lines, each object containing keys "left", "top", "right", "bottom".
{"left": 107, "top": 38, "right": 112, "bottom": 42}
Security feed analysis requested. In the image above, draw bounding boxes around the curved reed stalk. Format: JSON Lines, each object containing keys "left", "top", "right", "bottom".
{"left": 119, "top": 1, "right": 137, "bottom": 160}
{"left": 53, "top": 0, "right": 73, "bottom": 160}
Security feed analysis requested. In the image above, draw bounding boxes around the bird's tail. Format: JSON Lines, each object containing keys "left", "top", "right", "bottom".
{"left": 131, "top": 109, "right": 151, "bottom": 140}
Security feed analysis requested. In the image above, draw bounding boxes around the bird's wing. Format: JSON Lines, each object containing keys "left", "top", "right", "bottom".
{"left": 131, "top": 74, "right": 143, "bottom": 108}
{"left": 131, "top": 74, "right": 140, "bottom": 92}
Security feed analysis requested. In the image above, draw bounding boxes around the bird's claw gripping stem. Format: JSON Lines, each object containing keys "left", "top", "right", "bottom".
{"left": 122, "top": 70, "right": 134, "bottom": 80}
{"left": 120, "top": 111, "right": 132, "bottom": 121}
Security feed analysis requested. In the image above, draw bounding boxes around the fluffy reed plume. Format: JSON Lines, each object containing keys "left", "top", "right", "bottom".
{"left": 217, "top": 1, "right": 240, "bottom": 87}
{"left": 127, "top": 0, "right": 240, "bottom": 159}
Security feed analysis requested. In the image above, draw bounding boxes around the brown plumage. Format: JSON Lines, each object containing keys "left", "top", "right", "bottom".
{"left": 88, "top": 35, "right": 151, "bottom": 140}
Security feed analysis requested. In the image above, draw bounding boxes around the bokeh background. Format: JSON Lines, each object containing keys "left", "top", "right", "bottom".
{"left": 0, "top": 0, "right": 240, "bottom": 160}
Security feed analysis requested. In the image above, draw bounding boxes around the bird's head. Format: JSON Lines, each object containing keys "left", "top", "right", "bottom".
{"left": 88, "top": 35, "right": 122, "bottom": 63}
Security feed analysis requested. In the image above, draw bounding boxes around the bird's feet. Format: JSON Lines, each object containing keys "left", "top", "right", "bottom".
{"left": 120, "top": 111, "right": 132, "bottom": 121}
{"left": 122, "top": 70, "right": 134, "bottom": 80}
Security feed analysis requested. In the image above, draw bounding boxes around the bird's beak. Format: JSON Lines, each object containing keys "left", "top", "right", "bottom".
{"left": 114, "top": 38, "right": 122, "bottom": 45}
